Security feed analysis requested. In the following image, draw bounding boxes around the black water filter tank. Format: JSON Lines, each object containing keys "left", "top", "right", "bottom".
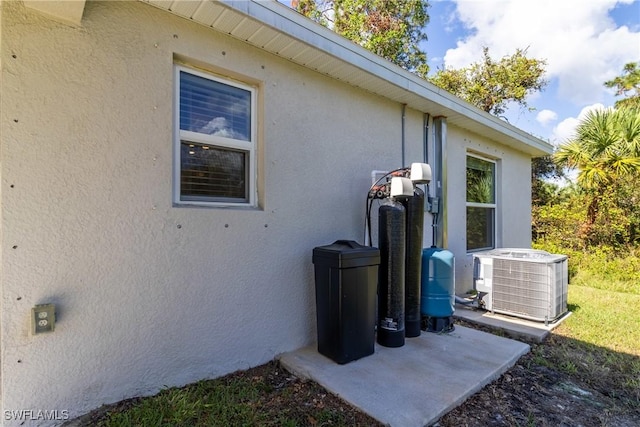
{"left": 377, "top": 201, "right": 406, "bottom": 348}
{"left": 403, "top": 188, "right": 424, "bottom": 337}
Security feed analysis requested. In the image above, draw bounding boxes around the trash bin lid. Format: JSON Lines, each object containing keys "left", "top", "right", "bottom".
{"left": 313, "top": 240, "right": 380, "bottom": 268}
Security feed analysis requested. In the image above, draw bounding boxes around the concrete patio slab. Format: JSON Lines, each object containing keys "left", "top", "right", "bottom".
{"left": 454, "top": 304, "right": 572, "bottom": 343}
{"left": 279, "top": 325, "right": 529, "bottom": 427}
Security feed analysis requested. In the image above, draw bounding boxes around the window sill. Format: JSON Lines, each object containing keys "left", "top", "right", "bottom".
{"left": 173, "top": 201, "right": 262, "bottom": 211}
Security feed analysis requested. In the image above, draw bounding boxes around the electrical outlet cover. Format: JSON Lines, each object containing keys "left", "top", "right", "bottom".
{"left": 32, "top": 304, "right": 55, "bottom": 334}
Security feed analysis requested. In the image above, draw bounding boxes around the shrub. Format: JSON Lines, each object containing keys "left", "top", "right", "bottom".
{"left": 534, "top": 241, "right": 640, "bottom": 295}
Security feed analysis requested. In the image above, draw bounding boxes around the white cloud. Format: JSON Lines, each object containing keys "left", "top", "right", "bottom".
{"left": 551, "top": 117, "right": 580, "bottom": 146}
{"left": 536, "top": 109, "right": 558, "bottom": 126}
{"left": 551, "top": 103, "right": 607, "bottom": 145}
{"left": 429, "top": 56, "right": 443, "bottom": 65}
{"left": 443, "top": 0, "right": 640, "bottom": 106}
{"left": 198, "top": 117, "right": 246, "bottom": 140}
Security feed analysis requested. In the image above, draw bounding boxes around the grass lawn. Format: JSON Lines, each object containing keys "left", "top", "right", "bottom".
{"left": 73, "top": 256, "right": 640, "bottom": 426}
{"left": 540, "top": 283, "right": 640, "bottom": 404}
{"left": 558, "top": 285, "right": 640, "bottom": 355}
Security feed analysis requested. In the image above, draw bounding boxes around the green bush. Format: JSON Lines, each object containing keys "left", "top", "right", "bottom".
{"left": 533, "top": 176, "right": 640, "bottom": 250}
{"left": 532, "top": 196, "right": 587, "bottom": 251}
{"left": 534, "top": 241, "right": 640, "bottom": 295}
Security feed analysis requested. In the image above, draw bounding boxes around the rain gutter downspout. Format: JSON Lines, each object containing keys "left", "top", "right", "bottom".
{"left": 433, "top": 116, "right": 447, "bottom": 248}
{"left": 401, "top": 104, "right": 407, "bottom": 166}
{"left": 424, "top": 113, "right": 431, "bottom": 247}
{"left": 423, "top": 113, "right": 430, "bottom": 165}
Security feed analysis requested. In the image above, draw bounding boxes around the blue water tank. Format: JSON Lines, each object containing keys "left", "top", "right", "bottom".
{"left": 420, "top": 247, "right": 455, "bottom": 332}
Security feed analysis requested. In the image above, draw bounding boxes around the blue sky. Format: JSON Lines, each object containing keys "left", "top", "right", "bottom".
{"left": 422, "top": 0, "right": 640, "bottom": 145}
{"left": 282, "top": 0, "right": 640, "bottom": 146}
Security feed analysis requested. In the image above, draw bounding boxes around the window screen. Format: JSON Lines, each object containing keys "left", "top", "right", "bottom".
{"left": 466, "top": 155, "right": 496, "bottom": 251}
{"left": 179, "top": 71, "right": 251, "bottom": 141}
{"left": 180, "top": 142, "right": 248, "bottom": 202}
{"left": 175, "top": 66, "right": 255, "bottom": 206}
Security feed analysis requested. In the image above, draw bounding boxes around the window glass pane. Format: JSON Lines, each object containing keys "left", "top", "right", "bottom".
{"left": 180, "top": 141, "right": 248, "bottom": 202}
{"left": 467, "top": 207, "right": 494, "bottom": 251}
{"left": 466, "top": 156, "right": 495, "bottom": 203}
{"left": 179, "top": 71, "right": 251, "bottom": 141}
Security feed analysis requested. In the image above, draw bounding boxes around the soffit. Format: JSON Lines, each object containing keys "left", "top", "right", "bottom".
{"left": 140, "top": 0, "right": 552, "bottom": 157}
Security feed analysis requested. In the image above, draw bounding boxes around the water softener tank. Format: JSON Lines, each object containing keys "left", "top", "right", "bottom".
{"left": 420, "top": 247, "right": 455, "bottom": 333}
{"left": 377, "top": 201, "right": 406, "bottom": 348}
{"left": 402, "top": 188, "right": 424, "bottom": 338}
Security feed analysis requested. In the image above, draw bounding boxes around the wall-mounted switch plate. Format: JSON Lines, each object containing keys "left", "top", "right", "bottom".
{"left": 427, "top": 197, "right": 440, "bottom": 214}
{"left": 32, "top": 304, "right": 55, "bottom": 334}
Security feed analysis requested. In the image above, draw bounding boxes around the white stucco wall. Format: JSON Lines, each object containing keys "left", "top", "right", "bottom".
{"left": 0, "top": 1, "right": 535, "bottom": 424}
{"left": 0, "top": 1, "right": 427, "bottom": 423}
{"left": 445, "top": 126, "right": 533, "bottom": 294}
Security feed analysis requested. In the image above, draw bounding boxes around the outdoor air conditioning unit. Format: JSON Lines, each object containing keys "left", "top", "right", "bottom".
{"left": 473, "top": 248, "right": 568, "bottom": 324}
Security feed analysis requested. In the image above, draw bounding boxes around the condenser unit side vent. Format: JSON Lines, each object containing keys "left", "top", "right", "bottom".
{"left": 473, "top": 249, "right": 568, "bottom": 322}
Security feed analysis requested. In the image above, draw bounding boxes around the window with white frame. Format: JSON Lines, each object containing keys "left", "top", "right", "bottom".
{"left": 466, "top": 154, "right": 496, "bottom": 251}
{"left": 174, "top": 65, "right": 256, "bottom": 206}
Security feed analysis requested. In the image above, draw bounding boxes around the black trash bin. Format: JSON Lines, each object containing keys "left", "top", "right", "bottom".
{"left": 312, "top": 240, "right": 380, "bottom": 364}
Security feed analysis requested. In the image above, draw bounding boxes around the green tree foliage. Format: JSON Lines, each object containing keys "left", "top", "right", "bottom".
{"left": 532, "top": 188, "right": 586, "bottom": 251}
{"left": 534, "top": 182, "right": 640, "bottom": 252}
{"left": 553, "top": 106, "right": 640, "bottom": 246}
{"left": 614, "top": 175, "right": 640, "bottom": 244}
{"left": 531, "top": 155, "right": 565, "bottom": 206}
{"left": 428, "top": 46, "right": 550, "bottom": 225}
{"left": 554, "top": 107, "right": 640, "bottom": 190}
{"left": 292, "top": 0, "right": 430, "bottom": 77}
{"left": 604, "top": 62, "right": 640, "bottom": 109}
{"left": 428, "top": 47, "right": 548, "bottom": 116}
{"left": 536, "top": 64, "right": 640, "bottom": 253}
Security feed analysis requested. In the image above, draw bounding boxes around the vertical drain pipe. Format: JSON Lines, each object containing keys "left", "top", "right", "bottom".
{"left": 423, "top": 113, "right": 430, "bottom": 247}
{"left": 433, "top": 117, "right": 447, "bottom": 248}
{"left": 401, "top": 104, "right": 407, "bottom": 167}
{"left": 423, "top": 113, "right": 430, "bottom": 165}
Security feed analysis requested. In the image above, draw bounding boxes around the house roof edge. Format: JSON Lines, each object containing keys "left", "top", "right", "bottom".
{"left": 141, "top": 0, "right": 554, "bottom": 157}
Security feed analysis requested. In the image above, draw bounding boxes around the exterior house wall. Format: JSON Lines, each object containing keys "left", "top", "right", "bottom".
{"left": 0, "top": 1, "right": 537, "bottom": 424}
{"left": 0, "top": 1, "right": 416, "bottom": 422}
{"left": 445, "top": 126, "right": 533, "bottom": 294}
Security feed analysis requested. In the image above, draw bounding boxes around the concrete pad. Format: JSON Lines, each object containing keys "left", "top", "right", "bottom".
{"left": 279, "top": 326, "right": 529, "bottom": 427}
{"left": 454, "top": 304, "right": 572, "bottom": 343}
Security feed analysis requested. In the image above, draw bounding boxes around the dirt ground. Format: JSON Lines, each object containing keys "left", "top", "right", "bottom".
{"left": 72, "top": 360, "right": 384, "bottom": 426}
{"left": 249, "top": 341, "right": 640, "bottom": 427}
{"left": 436, "top": 348, "right": 640, "bottom": 427}
{"left": 71, "top": 322, "right": 640, "bottom": 427}
{"left": 238, "top": 350, "right": 640, "bottom": 427}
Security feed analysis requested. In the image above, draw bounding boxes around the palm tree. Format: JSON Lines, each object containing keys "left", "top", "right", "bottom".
{"left": 554, "top": 106, "right": 640, "bottom": 242}
{"left": 604, "top": 62, "right": 640, "bottom": 109}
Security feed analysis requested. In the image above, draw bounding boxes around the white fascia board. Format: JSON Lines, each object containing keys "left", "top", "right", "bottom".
{"left": 223, "top": 1, "right": 427, "bottom": 87}
{"left": 194, "top": 1, "right": 554, "bottom": 156}
{"left": 23, "top": 0, "right": 87, "bottom": 26}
